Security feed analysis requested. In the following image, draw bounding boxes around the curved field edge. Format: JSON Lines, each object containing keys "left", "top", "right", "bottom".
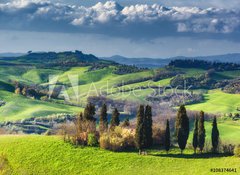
{"left": 0, "top": 135, "right": 239, "bottom": 175}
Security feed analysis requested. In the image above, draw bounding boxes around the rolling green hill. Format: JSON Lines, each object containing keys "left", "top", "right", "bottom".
{"left": 0, "top": 53, "right": 239, "bottom": 122}
{"left": 0, "top": 90, "right": 82, "bottom": 121}
{"left": 0, "top": 135, "right": 239, "bottom": 175}
{"left": 186, "top": 90, "right": 240, "bottom": 114}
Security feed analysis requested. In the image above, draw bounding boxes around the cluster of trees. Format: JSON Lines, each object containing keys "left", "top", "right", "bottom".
{"left": 169, "top": 59, "right": 240, "bottom": 71}
{"left": 146, "top": 92, "right": 203, "bottom": 107}
{"left": 152, "top": 69, "right": 181, "bottom": 82}
{"left": 170, "top": 73, "right": 216, "bottom": 89}
{"left": 72, "top": 103, "right": 129, "bottom": 145}
{"left": 135, "top": 105, "right": 220, "bottom": 154}
{"left": 115, "top": 76, "right": 152, "bottom": 87}
{"left": 14, "top": 81, "right": 58, "bottom": 100}
{"left": 177, "top": 106, "right": 219, "bottom": 154}
{"left": 64, "top": 102, "right": 220, "bottom": 155}
{"left": 114, "top": 65, "right": 147, "bottom": 75}
{"left": 223, "top": 79, "right": 240, "bottom": 94}
{"left": 99, "top": 104, "right": 121, "bottom": 133}
{"left": 228, "top": 113, "right": 240, "bottom": 121}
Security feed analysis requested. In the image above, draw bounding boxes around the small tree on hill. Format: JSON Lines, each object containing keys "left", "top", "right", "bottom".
{"left": 145, "top": 105, "right": 153, "bottom": 147}
{"left": 99, "top": 104, "right": 108, "bottom": 133}
{"left": 192, "top": 116, "right": 199, "bottom": 154}
{"left": 165, "top": 119, "right": 170, "bottom": 153}
{"left": 198, "top": 111, "right": 205, "bottom": 153}
{"left": 135, "top": 105, "right": 145, "bottom": 154}
{"left": 175, "top": 105, "right": 189, "bottom": 154}
{"left": 211, "top": 116, "right": 219, "bottom": 153}
{"left": 110, "top": 108, "right": 120, "bottom": 130}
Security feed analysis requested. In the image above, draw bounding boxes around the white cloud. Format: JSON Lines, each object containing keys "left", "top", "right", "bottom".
{"left": 0, "top": 0, "right": 240, "bottom": 39}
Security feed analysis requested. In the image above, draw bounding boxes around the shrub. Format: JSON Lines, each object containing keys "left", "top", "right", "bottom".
{"left": 234, "top": 145, "right": 240, "bottom": 157}
{"left": 99, "top": 133, "right": 110, "bottom": 150}
{"left": 152, "top": 125, "right": 165, "bottom": 146}
{"left": 221, "top": 144, "right": 235, "bottom": 155}
{"left": 0, "top": 154, "right": 12, "bottom": 174}
{"left": 87, "top": 133, "right": 98, "bottom": 147}
{"left": 99, "top": 127, "right": 135, "bottom": 151}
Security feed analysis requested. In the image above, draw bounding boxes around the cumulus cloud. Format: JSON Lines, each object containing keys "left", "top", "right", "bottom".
{"left": 0, "top": 0, "right": 240, "bottom": 39}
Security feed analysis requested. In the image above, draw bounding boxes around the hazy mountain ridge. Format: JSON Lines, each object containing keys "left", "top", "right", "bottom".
{"left": 101, "top": 53, "right": 240, "bottom": 68}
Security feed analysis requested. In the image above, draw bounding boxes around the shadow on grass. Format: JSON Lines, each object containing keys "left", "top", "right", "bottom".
{"left": 151, "top": 153, "right": 232, "bottom": 159}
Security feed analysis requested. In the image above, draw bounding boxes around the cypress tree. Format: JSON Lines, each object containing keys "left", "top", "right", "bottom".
{"left": 84, "top": 103, "right": 96, "bottom": 121}
{"left": 99, "top": 104, "right": 108, "bottom": 133}
{"left": 145, "top": 105, "right": 153, "bottom": 147}
{"left": 122, "top": 117, "right": 130, "bottom": 127}
{"left": 211, "top": 116, "right": 219, "bottom": 153}
{"left": 135, "top": 105, "right": 145, "bottom": 154}
{"left": 165, "top": 119, "right": 170, "bottom": 153}
{"left": 198, "top": 111, "right": 205, "bottom": 153}
{"left": 76, "top": 112, "right": 84, "bottom": 133}
{"left": 110, "top": 108, "right": 120, "bottom": 130}
{"left": 192, "top": 116, "right": 199, "bottom": 154}
{"left": 175, "top": 105, "right": 189, "bottom": 154}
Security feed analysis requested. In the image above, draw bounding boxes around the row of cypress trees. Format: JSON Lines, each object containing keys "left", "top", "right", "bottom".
{"left": 135, "top": 104, "right": 220, "bottom": 154}
{"left": 174, "top": 105, "right": 220, "bottom": 154}
{"left": 99, "top": 103, "right": 120, "bottom": 133}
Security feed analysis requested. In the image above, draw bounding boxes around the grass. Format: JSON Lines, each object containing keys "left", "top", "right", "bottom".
{"left": 0, "top": 135, "right": 239, "bottom": 175}
{"left": 189, "top": 120, "right": 240, "bottom": 145}
{"left": 186, "top": 89, "right": 240, "bottom": 114}
{"left": 0, "top": 90, "right": 82, "bottom": 121}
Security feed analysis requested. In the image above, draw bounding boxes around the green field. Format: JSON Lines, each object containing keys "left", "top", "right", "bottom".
{"left": 0, "top": 90, "right": 82, "bottom": 121}
{"left": 0, "top": 135, "right": 239, "bottom": 175}
{"left": 186, "top": 90, "right": 240, "bottom": 114}
{"left": 0, "top": 64, "right": 239, "bottom": 120}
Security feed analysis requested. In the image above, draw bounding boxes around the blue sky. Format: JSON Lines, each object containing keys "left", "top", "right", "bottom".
{"left": 0, "top": 0, "right": 240, "bottom": 58}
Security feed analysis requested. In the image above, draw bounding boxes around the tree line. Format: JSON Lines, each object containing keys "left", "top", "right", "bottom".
{"left": 64, "top": 102, "right": 220, "bottom": 155}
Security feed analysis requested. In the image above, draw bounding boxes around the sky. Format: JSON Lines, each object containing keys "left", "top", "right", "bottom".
{"left": 0, "top": 0, "right": 240, "bottom": 58}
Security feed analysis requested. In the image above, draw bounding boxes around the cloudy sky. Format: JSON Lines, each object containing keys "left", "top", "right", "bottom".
{"left": 0, "top": 0, "right": 240, "bottom": 58}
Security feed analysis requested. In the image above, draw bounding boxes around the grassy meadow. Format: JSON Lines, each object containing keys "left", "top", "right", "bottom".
{"left": 0, "top": 90, "right": 82, "bottom": 121}
{"left": 186, "top": 90, "right": 240, "bottom": 114}
{"left": 0, "top": 135, "right": 239, "bottom": 175}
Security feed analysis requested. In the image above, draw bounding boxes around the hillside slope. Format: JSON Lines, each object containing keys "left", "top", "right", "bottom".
{"left": 0, "top": 135, "right": 239, "bottom": 175}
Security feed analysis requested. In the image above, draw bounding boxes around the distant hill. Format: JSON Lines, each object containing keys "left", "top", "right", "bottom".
{"left": 18, "top": 51, "right": 99, "bottom": 63}
{"left": 0, "top": 51, "right": 113, "bottom": 67}
{"left": 101, "top": 53, "right": 240, "bottom": 68}
{"left": 0, "top": 53, "right": 24, "bottom": 57}
{"left": 101, "top": 55, "right": 171, "bottom": 68}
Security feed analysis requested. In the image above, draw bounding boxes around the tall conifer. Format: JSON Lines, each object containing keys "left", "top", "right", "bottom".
{"left": 110, "top": 108, "right": 120, "bottom": 130}
{"left": 198, "top": 111, "right": 205, "bottom": 153}
{"left": 211, "top": 116, "right": 219, "bottom": 153}
{"left": 175, "top": 105, "right": 189, "bottom": 154}
{"left": 192, "top": 116, "right": 199, "bottom": 154}
{"left": 165, "top": 119, "right": 170, "bottom": 153}
{"left": 135, "top": 105, "right": 145, "bottom": 154}
{"left": 99, "top": 104, "right": 108, "bottom": 133}
{"left": 145, "top": 105, "right": 153, "bottom": 147}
